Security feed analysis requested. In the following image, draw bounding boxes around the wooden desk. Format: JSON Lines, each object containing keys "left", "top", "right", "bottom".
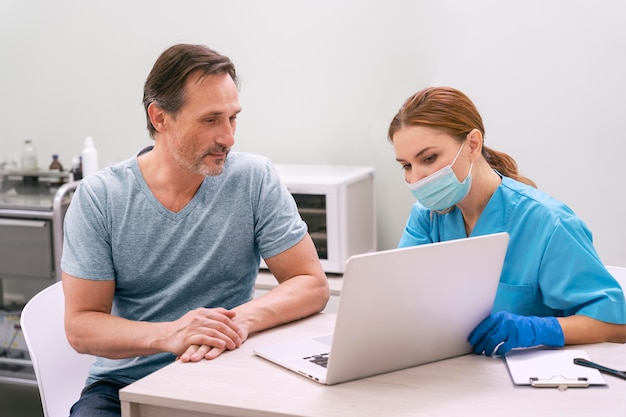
{"left": 120, "top": 314, "right": 626, "bottom": 417}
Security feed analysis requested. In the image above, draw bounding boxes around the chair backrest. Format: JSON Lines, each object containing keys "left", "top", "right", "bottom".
{"left": 20, "top": 281, "right": 95, "bottom": 417}
{"left": 606, "top": 265, "right": 626, "bottom": 292}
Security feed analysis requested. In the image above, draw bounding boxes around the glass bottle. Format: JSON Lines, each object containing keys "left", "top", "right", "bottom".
{"left": 49, "top": 154, "right": 64, "bottom": 184}
{"left": 21, "top": 139, "right": 38, "bottom": 172}
{"left": 49, "top": 154, "right": 63, "bottom": 172}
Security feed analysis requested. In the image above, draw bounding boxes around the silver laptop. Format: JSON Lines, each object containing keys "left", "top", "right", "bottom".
{"left": 253, "top": 232, "right": 509, "bottom": 385}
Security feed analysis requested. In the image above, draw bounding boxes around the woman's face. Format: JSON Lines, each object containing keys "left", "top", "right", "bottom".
{"left": 393, "top": 125, "right": 470, "bottom": 185}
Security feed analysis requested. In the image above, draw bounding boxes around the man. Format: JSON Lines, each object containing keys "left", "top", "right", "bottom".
{"left": 61, "top": 44, "right": 329, "bottom": 417}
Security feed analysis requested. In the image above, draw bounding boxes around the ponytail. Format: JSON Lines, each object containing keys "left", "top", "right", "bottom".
{"left": 482, "top": 146, "right": 536, "bottom": 187}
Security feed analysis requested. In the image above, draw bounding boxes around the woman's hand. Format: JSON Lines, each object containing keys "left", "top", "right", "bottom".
{"left": 469, "top": 311, "right": 564, "bottom": 356}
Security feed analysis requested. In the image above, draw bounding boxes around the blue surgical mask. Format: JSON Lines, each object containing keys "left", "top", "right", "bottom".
{"left": 406, "top": 143, "right": 473, "bottom": 211}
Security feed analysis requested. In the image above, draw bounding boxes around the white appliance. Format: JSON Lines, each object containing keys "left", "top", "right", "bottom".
{"left": 262, "top": 164, "right": 377, "bottom": 274}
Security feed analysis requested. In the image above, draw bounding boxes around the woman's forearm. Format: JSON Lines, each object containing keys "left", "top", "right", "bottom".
{"left": 558, "top": 315, "right": 626, "bottom": 345}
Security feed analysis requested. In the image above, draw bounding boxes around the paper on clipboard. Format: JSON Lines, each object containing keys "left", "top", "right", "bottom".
{"left": 505, "top": 349, "right": 607, "bottom": 388}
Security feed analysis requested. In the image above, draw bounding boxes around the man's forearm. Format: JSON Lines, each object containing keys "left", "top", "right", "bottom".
{"left": 233, "top": 274, "right": 330, "bottom": 334}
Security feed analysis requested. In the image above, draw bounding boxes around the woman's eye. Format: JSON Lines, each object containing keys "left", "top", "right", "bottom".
{"left": 423, "top": 154, "right": 437, "bottom": 164}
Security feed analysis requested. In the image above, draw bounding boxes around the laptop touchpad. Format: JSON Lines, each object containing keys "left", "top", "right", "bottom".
{"left": 313, "top": 334, "right": 334, "bottom": 346}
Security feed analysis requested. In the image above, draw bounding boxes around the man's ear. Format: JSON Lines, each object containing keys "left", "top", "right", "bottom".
{"left": 147, "top": 103, "right": 167, "bottom": 135}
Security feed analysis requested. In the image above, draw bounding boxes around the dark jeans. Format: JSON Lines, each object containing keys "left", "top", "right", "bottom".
{"left": 69, "top": 378, "right": 129, "bottom": 417}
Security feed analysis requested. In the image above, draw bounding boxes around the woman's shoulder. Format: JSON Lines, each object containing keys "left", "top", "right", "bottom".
{"left": 499, "top": 176, "right": 579, "bottom": 220}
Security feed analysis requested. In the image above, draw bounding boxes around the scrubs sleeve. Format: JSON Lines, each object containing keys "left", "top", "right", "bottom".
{"left": 398, "top": 203, "right": 435, "bottom": 248}
{"left": 538, "top": 219, "right": 626, "bottom": 324}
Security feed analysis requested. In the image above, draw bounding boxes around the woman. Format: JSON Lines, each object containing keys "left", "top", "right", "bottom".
{"left": 388, "top": 86, "right": 626, "bottom": 356}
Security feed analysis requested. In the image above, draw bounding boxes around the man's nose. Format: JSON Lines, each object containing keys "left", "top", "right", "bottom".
{"left": 216, "top": 122, "right": 235, "bottom": 147}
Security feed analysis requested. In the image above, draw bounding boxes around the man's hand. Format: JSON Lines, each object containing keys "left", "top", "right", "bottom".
{"left": 158, "top": 307, "right": 245, "bottom": 362}
{"left": 180, "top": 325, "right": 251, "bottom": 362}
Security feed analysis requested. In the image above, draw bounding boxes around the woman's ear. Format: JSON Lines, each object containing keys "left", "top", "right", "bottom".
{"left": 466, "top": 129, "right": 483, "bottom": 160}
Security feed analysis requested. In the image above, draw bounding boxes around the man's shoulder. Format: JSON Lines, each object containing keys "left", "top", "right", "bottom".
{"left": 222, "top": 152, "right": 275, "bottom": 181}
{"left": 226, "top": 151, "right": 271, "bottom": 168}
{"left": 76, "top": 155, "right": 137, "bottom": 200}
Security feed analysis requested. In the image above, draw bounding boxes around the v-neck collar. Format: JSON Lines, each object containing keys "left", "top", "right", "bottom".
{"left": 131, "top": 149, "right": 205, "bottom": 220}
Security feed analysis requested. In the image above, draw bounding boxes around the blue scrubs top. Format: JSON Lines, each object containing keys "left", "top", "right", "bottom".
{"left": 398, "top": 175, "right": 626, "bottom": 323}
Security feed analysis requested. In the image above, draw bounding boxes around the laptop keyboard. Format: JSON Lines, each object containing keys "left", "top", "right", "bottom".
{"left": 304, "top": 352, "right": 330, "bottom": 368}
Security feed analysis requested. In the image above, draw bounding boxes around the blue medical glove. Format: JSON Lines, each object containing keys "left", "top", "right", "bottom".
{"left": 468, "top": 311, "right": 564, "bottom": 356}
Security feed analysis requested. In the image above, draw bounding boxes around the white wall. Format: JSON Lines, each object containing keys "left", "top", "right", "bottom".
{"left": 1, "top": 0, "right": 625, "bottom": 265}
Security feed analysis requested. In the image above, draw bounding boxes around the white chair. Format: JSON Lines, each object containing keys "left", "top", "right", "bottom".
{"left": 606, "top": 265, "right": 626, "bottom": 291}
{"left": 20, "top": 281, "right": 95, "bottom": 417}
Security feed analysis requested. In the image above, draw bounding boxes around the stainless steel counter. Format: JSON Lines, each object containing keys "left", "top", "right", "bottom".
{"left": 0, "top": 170, "right": 79, "bottom": 386}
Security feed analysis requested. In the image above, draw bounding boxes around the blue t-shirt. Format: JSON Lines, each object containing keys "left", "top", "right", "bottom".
{"left": 61, "top": 149, "right": 307, "bottom": 384}
{"left": 398, "top": 175, "right": 625, "bottom": 323}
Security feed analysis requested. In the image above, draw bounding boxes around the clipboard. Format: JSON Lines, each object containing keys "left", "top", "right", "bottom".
{"left": 505, "top": 349, "right": 606, "bottom": 389}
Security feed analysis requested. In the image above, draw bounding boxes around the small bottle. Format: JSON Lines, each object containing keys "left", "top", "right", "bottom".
{"left": 81, "top": 136, "right": 99, "bottom": 177}
{"left": 49, "top": 154, "right": 64, "bottom": 171}
{"left": 68, "top": 156, "right": 82, "bottom": 182}
{"left": 21, "top": 139, "right": 38, "bottom": 172}
{"left": 49, "top": 154, "right": 64, "bottom": 184}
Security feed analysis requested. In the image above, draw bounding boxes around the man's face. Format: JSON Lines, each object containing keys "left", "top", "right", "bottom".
{"left": 163, "top": 72, "right": 241, "bottom": 176}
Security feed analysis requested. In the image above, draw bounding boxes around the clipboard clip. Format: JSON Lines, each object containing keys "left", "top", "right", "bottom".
{"left": 529, "top": 375, "right": 589, "bottom": 390}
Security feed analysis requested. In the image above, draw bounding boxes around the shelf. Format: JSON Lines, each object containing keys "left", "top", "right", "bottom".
{"left": 0, "top": 357, "right": 35, "bottom": 386}
{"left": 0, "top": 374, "right": 37, "bottom": 387}
{"left": 1, "top": 169, "right": 70, "bottom": 179}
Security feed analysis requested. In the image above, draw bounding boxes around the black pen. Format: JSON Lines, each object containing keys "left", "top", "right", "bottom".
{"left": 573, "top": 358, "right": 626, "bottom": 380}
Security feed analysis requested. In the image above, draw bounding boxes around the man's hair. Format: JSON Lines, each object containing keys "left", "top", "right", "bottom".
{"left": 143, "top": 44, "right": 238, "bottom": 138}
